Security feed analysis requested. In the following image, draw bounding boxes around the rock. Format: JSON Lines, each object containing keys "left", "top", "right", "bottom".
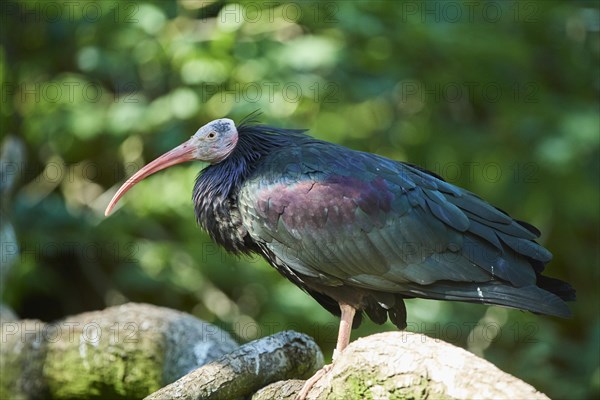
{"left": 0, "top": 319, "right": 49, "bottom": 399}
{"left": 303, "top": 331, "right": 550, "bottom": 399}
{"left": 0, "top": 303, "right": 238, "bottom": 399}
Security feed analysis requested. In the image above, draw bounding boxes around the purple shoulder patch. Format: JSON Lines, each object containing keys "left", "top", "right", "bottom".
{"left": 254, "top": 175, "right": 393, "bottom": 230}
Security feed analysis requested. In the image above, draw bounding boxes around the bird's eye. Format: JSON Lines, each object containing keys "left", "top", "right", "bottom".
{"left": 207, "top": 132, "right": 216, "bottom": 139}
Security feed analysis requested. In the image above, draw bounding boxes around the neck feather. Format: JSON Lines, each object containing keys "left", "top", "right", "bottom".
{"left": 192, "top": 125, "right": 308, "bottom": 253}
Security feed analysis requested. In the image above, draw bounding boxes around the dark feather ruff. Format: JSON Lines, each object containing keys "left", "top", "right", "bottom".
{"left": 193, "top": 118, "right": 309, "bottom": 253}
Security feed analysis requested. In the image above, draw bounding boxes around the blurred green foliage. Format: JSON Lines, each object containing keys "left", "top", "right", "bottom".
{"left": 1, "top": 1, "right": 599, "bottom": 398}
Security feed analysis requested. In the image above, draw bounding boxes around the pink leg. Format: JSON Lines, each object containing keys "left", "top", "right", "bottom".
{"left": 333, "top": 303, "right": 355, "bottom": 359}
{"left": 296, "top": 303, "right": 356, "bottom": 399}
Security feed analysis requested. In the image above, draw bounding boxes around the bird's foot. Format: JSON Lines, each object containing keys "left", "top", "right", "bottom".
{"left": 296, "top": 303, "right": 354, "bottom": 399}
{"left": 295, "top": 363, "right": 333, "bottom": 400}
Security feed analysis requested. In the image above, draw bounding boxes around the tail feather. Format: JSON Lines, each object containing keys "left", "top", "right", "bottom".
{"left": 403, "top": 281, "right": 572, "bottom": 318}
{"left": 537, "top": 274, "right": 576, "bottom": 302}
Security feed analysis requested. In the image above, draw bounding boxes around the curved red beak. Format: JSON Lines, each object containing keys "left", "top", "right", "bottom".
{"left": 104, "top": 139, "right": 196, "bottom": 216}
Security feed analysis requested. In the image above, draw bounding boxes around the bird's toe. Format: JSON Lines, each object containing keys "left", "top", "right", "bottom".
{"left": 295, "top": 363, "right": 333, "bottom": 400}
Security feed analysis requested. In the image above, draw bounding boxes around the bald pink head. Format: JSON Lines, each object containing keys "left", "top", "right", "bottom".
{"left": 105, "top": 118, "right": 238, "bottom": 216}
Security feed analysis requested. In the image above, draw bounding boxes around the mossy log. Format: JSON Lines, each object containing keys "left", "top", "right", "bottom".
{"left": 0, "top": 303, "right": 238, "bottom": 399}
{"left": 254, "top": 331, "right": 550, "bottom": 400}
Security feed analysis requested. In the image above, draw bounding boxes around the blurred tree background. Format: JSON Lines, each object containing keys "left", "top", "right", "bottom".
{"left": 1, "top": 0, "right": 598, "bottom": 398}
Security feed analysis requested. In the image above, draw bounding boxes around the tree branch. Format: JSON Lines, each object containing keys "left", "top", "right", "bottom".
{"left": 145, "top": 330, "right": 324, "bottom": 400}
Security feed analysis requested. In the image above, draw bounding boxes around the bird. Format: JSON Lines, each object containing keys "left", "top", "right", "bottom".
{"left": 105, "top": 113, "right": 575, "bottom": 397}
